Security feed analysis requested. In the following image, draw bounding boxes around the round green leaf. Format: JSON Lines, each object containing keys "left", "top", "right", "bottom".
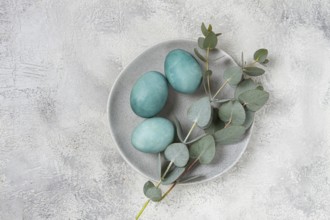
{"left": 254, "top": 48, "right": 268, "bottom": 63}
{"left": 207, "top": 24, "right": 212, "bottom": 32}
{"left": 143, "top": 181, "right": 155, "bottom": 195}
{"left": 223, "top": 66, "right": 243, "bottom": 86}
{"left": 262, "top": 59, "right": 269, "bottom": 64}
{"left": 201, "top": 23, "right": 208, "bottom": 36}
{"left": 203, "top": 32, "right": 217, "bottom": 49}
{"left": 257, "top": 85, "right": 264, "bottom": 91}
{"left": 243, "top": 110, "right": 254, "bottom": 129}
{"left": 187, "top": 97, "right": 212, "bottom": 129}
{"left": 243, "top": 67, "right": 265, "bottom": 76}
{"left": 194, "top": 48, "right": 206, "bottom": 62}
{"left": 143, "top": 181, "right": 162, "bottom": 201}
{"left": 234, "top": 79, "right": 259, "bottom": 99}
{"left": 189, "top": 135, "right": 216, "bottom": 164}
{"left": 164, "top": 143, "right": 189, "bottom": 167}
{"left": 214, "top": 126, "right": 246, "bottom": 145}
{"left": 173, "top": 116, "right": 184, "bottom": 143}
{"left": 204, "top": 108, "right": 225, "bottom": 134}
{"left": 204, "top": 119, "right": 225, "bottom": 135}
{"left": 218, "top": 101, "right": 246, "bottom": 125}
{"left": 238, "top": 89, "right": 269, "bottom": 111}
{"left": 146, "top": 188, "right": 162, "bottom": 201}
{"left": 198, "top": 37, "right": 205, "bottom": 49}
{"left": 162, "top": 167, "right": 185, "bottom": 185}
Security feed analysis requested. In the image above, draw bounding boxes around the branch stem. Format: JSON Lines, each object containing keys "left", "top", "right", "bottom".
{"left": 136, "top": 158, "right": 200, "bottom": 219}
{"left": 183, "top": 121, "right": 197, "bottom": 143}
{"left": 161, "top": 161, "right": 174, "bottom": 180}
{"left": 136, "top": 199, "right": 150, "bottom": 220}
{"left": 136, "top": 160, "right": 173, "bottom": 220}
{"left": 158, "top": 158, "right": 200, "bottom": 202}
{"left": 212, "top": 80, "right": 228, "bottom": 100}
{"left": 160, "top": 182, "right": 177, "bottom": 201}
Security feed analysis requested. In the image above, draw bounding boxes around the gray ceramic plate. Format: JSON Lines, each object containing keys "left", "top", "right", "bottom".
{"left": 107, "top": 39, "right": 252, "bottom": 184}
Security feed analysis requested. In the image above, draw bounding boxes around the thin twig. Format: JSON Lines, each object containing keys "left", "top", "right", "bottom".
{"left": 161, "top": 161, "right": 173, "bottom": 180}
{"left": 136, "top": 200, "right": 150, "bottom": 220}
{"left": 183, "top": 121, "right": 197, "bottom": 143}
{"left": 212, "top": 80, "right": 228, "bottom": 100}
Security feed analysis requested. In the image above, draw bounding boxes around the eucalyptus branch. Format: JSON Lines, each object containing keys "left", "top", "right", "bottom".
{"left": 157, "top": 157, "right": 200, "bottom": 202}
{"left": 134, "top": 23, "right": 271, "bottom": 220}
{"left": 136, "top": 157, "right": 200, "bottom": 220}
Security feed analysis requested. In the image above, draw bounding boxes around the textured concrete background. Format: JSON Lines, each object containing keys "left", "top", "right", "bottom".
{"left": 1, "top": 0, "right": 330, "bottom": 219}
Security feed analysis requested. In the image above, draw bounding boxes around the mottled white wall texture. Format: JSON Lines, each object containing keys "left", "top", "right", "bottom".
{"left": 1, "top": 0, "right": 330, "bottom": 219}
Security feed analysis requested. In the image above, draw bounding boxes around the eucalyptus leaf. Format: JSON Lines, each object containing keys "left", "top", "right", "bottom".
{"left": 201, "top": 23, "right": 208, "bottom": 36}
{"left": 164, "top": 143, "right": 189, "bottom": 167}
{"left": 254, "top": 48, "right": 268, "bottom": 63}
{"left": 194, "top": 48, "right": 206, "bottom": 62}
{"left": 207, "top": 24, "right": 212, "bottom": 31}
{"left": 214, "top": 126, "right": 246, "bottom": 145}
{"left": 223, "top": 66, "right": 243, "bottom": 86}
{"left": 189, "top": 135, "right": 216, "bottom": 164}
{"left": 243, "top": 110, "right": 254, "bottom": 129}
{"left": 204, "top": 108, "right": 225, "bottom": 134}
{"left": 204, "top": 119, "right": 225, "bottom": 135}
{"left": 143, "top": 181, "right": 162, "bottom": 201}
{"left": 203, "top": 31, "right": 217, "bottom": 49}
{"left": 143, "top": 181, "right": 155, "bottom": 195}
{"left": 173, "top": 116, "right": 184, "bottom": 143}
{"left": 234, "top": 79, "right": 259, "bottom": 99}
{"left": 187, "top": 97, "right": 212, "bottom": 129}
{"left": 218, "top": 101, "right": 246, "bottom": 125}
{"left": 256, "top": 85, "right": 264, "bottom": 90}
{"left": 238, "top": 89, "right": 269, "bottom": 111}
{"left": 198, "top": 37, "right": 205, "bottom": 49}
{"left": 243, "top": 67, "right": 265, "bottom": 76}
{"left": 162, "top": 167, "right": 185, "bottom": 185}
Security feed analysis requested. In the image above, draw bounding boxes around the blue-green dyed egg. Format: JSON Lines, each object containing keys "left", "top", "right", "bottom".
{"left": 164, "top": 49, "right": 202, "bottom": 94}
{"left": 130, "top": 71, "right": 168, "bottom": 118}
{"left": 131, "top": 117, "right": 174, "bottom": 153}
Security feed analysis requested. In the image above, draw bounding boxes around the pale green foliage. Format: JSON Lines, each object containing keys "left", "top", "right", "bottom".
{"left": 189, "top": 135, "right": 216, "bottom": 164}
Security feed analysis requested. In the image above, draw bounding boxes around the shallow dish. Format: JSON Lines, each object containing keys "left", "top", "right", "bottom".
{"left": 107, "top": 39, "right": 252, "bottom": 184}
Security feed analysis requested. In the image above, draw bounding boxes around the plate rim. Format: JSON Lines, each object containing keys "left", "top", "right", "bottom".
{"left": 107, "top": 39, "right": 253, "bottom": 185}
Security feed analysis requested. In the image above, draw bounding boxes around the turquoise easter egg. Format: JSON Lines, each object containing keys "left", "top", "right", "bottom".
{"left": 131, "top": 117, "right": 175, "bottom": 153}
{"left": 130, "top": 71, "right": 168, "bottom": 118}
{"left": 164, "top": 49, "right": 202, "bottom": 94}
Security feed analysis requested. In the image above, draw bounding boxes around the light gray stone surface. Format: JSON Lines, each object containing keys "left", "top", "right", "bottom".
{"left": 1, "top": 0, "right": 330, "bottom": 219}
